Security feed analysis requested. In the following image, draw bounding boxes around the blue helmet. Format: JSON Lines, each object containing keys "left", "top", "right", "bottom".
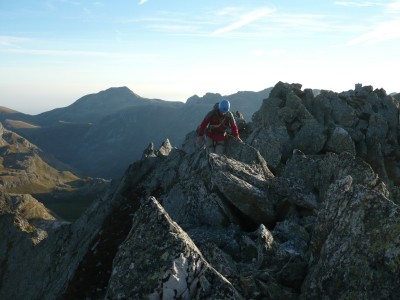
{"left": 219, "top": 99, "right": 230, "bottom": 113}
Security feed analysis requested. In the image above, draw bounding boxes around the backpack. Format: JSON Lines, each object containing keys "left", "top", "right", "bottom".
{"left": 208, "top": 102, "right": 233, "bottom": 133}
{"left": 196, "top": 102, "right": 233, "bottom": 135}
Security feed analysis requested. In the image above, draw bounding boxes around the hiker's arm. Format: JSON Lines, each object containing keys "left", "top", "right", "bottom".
{"left": 230, "top": 118, "right": 239, "bottom": 138}
{"left": 198, "top": 115, "right": 212, "bottom": 136}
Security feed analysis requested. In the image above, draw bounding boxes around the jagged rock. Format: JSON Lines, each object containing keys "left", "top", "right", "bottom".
{"left": 0, "top": 192, "right": 55, "bottom": 221}
{"left": 267, "top": 176, "right": 318, "bottom": 219}
{"left": 283, "top": 150, "right": 384, "bottom": 200}
{"left": 142, "top": 139, "right": 175, "bottom": 159}
{"left": 226, "top": 135, "right": 275, "bottom": 178}
{"left": 0, "top": 192, "right": 57, "bottom": 245}
{"left": 186, "top": 223, "right": 304, "bottom": 299}
{"left": 291, "top": 119, "right": 326, "bottom": 154}
{"left": 158, "top": 138, "right": 173, "bottom": 156}
{"left": 269, "top": 222, "right": 309, "bottom": 290}
{"left": 325, "top": 126, "right": 356, "bottom": 155}
{"left": 301, "top": 175, "right": 400, "bottom": 298}
{"left": 251, "top": 82, "right": 400, "bottom": 186}
{"left": 142, "top": 142, "right": 158, "bottom": 158}
{"left": 209, "top": 153, "right": 275, "bottom": 226}
{"left": 181, "top": 130, "right": 199, "bottom": 155}
{"left": 163, "top": 180, "right": 229, "bottom": 228}
{"left": 329, "top": 94, "right": 357, "bottom": 127}
{"left": 106, "top": 196, "right": 243, "bottom": 299}
{"left": 0, "top": 180, "right": 122, "bottom": 300}
{"left": 250, "top": 82, "right": 327, "bottom": 170}
{"left": 0, "top": 192, "right": 71, "bottom": 299}
{"left": 246, "top": 126, "right": 291, "bottom": 171}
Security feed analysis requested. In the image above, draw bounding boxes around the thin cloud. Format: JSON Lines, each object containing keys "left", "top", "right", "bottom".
{"left": 386, "top": 1, "right": 400, "bottom": 13}
{"left": 334, "top": 1, "right": 380, "bottom": 7}
{"left": 347, "top": 19, "right": 400, "bottom": 45}
{"left": 0, "top": 49, "right": 161, "bottom": 63}
{"left": 45, "top": 0, "right": 82, "bottom": 10}
{"left": 139, "top": 0, "right": 148, "bottom": 5}
{"left": 217, "top": 7, "right": 240, "bottom": 16}
{"left": 148, "top": 24, "right": 198, "bottom": 33}
{"left": 250, "top": 48, "right": 286, "bottom": 57}
{"left": 3, "top": 48, "right": 114, "bottom": 57}
{"left": 115, "top": 30, "right": 123, "bottom": 42}
{"left": 0, "top": 36, "right": 31, "bottom": 47}
{"left": 212, "top": 7, "right": 275, "bottom": 35}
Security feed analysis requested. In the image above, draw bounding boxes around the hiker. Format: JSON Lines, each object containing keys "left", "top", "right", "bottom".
{"left": 197, "top": 99, "right": 242, "bottom": 154}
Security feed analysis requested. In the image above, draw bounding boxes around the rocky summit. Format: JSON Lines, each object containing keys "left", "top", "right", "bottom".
{"left": 1, "top": 81, "right": 400, "bottom": 299}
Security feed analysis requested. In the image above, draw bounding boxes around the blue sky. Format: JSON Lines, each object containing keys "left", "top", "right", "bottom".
{"left": 1, "top": 0, "right": 400, "bottom": 114}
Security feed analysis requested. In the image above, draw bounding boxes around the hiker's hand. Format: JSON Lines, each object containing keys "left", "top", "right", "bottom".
{"left": 197, "top": 136, "right": 203, "bottom": 146}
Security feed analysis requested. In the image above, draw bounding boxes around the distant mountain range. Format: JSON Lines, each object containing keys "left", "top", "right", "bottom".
{"left": 0, "top": 87, "right": 272, "bottom": 178}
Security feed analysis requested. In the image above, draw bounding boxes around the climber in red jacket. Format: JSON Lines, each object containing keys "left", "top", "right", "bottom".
{"left": 197, "top": 99, "right": 242, "bottom": 154}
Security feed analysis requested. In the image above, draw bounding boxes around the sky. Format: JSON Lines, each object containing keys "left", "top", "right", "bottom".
{"left": 1, "top": 0, "right": 400, "bottom": 114}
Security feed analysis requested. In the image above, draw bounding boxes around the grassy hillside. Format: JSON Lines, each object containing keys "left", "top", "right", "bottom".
{"left": 0, "top": 125, "right": 109, "bottom": 221}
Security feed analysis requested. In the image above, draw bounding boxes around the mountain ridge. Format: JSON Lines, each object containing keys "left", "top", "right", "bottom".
{"left": 1, "top": 81, "right": 400, "bottom": 298}
{"left": 1, "top": 86, "right": 271, "bottom": 119}
{"left": 1, "top": 86, "right": 272, "bottom": 178}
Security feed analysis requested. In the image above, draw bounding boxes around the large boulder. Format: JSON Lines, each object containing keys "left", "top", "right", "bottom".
{"left": 250, "top": 82, "right": 400, "bottom": 186}
{"left": 250, "top": 82, "right": 327, "bottom": 171}
{"left": 106, "top": 196, "right": 243, "bottom": 299}
{"left": 209, "top": 153, "right": 275, "bottom": 226}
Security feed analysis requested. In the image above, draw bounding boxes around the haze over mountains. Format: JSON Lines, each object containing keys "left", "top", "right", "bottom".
{"left": 0, "top": 87, "right": 271, "bottom": 178}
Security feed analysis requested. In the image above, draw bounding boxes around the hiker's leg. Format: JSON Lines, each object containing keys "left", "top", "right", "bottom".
{"left": 215, "top": 140, "right": 225, "bottom": 154}
{"left": 205, "top": 136, "right": 215, "bottom": 153}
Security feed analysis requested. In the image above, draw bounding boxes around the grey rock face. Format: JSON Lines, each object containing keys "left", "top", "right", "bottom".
{"left": 106, "top": 196, "right": 243, "bottom": 300}
{"left": 0, "top": 192, "right": 72, "bottom": 300}
{"left": 250, "top": 82, "right": 327, "bottom": 169}
{"left": 209, "top": 153, "right": 275, "bottom": 225}
{"left": 250, "top": 81, "right": 400, "bottom": 187}
{"left": 325, "top": 126, "right": 356, "bottom": 155}
{"left": 302, "top": 175, "right": 400, "bottom": 299}
{"left": 283, "top": 151, "right": 380, "bottom": 199}
{"left": 164, "top": 180, "right": 229, "bottom": 228}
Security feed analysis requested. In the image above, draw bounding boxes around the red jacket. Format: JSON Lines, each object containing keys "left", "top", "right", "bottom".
{"left": 198, "top": 110, "right": 239, "bottom": 141}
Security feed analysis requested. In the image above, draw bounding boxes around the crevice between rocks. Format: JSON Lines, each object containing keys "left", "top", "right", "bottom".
{"left": 212, "top": 187, "right": 260, "bottom": 232}
{"left": 60, "top": 189, "right": 143, "bottom": 300}
{"left": 0, "top": 238, "right": 13, "bottom": 290}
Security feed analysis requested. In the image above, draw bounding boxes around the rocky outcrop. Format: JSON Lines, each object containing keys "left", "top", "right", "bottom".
{"left": 0, "top": 192, "right": 56, "bottom": 245}
{"left": 250, "top": 81, "right": 400, "bottom": 186}
{"left": 1, "top": 81, "right": 399, "bottom": 299}
{"left": 301, "top": 176, "right": 400, "bottom": 299}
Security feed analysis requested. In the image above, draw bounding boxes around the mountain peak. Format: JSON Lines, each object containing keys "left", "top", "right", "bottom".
{"left": 33, "top": 86, "right": 151, "bottom": 124}
{"left": 101, "top": 86, "right": 142, "bottom": 99}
